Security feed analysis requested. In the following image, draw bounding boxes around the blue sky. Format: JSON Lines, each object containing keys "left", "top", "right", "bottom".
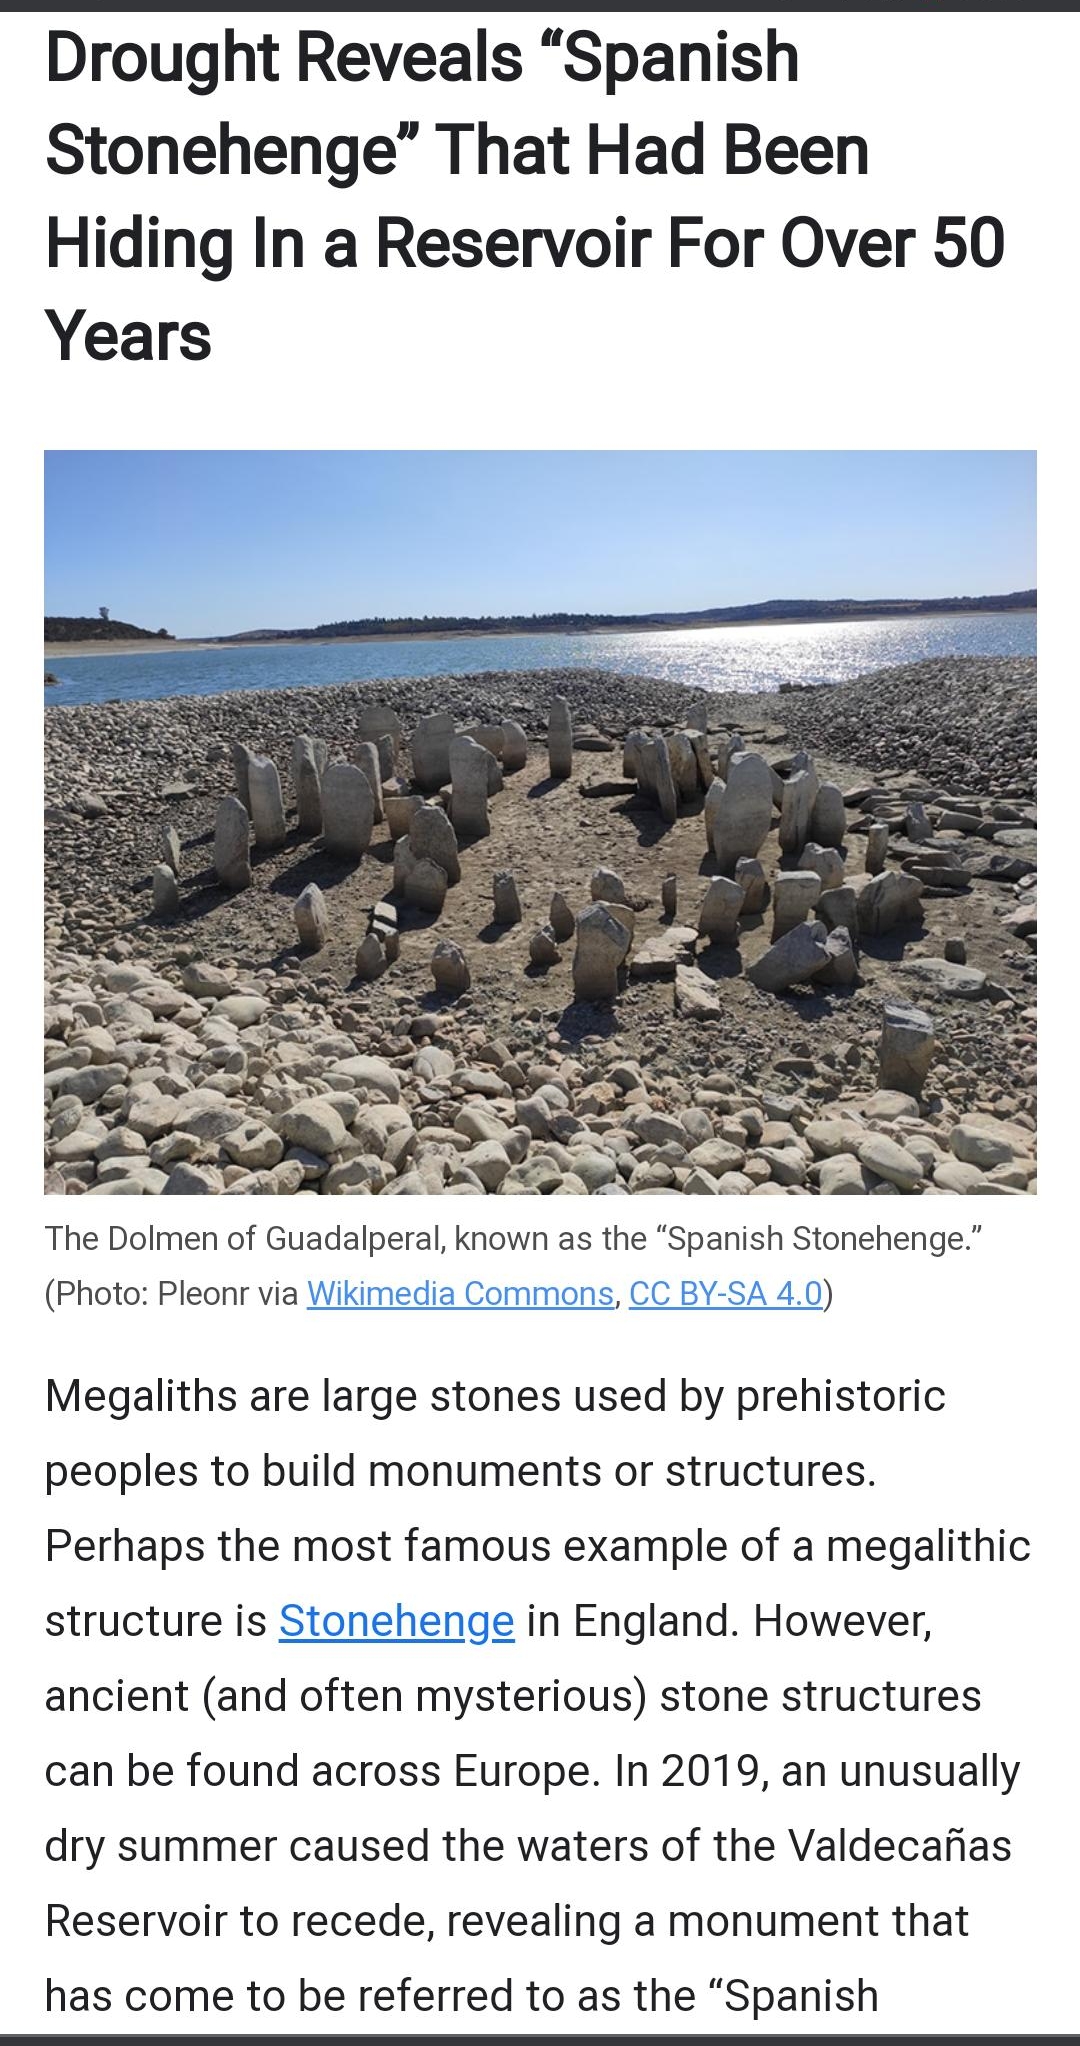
{"left": 45, "top": 451, "right": 1035, "bottom": 638}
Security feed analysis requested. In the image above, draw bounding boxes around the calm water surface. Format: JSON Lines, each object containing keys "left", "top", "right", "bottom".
{"left": 45, "top": 611, "right": 1035, "bottom": 709}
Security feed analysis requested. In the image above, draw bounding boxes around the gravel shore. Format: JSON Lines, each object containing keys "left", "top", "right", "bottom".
{"left": 44, "top": 658, "right": 1037, "bottom": 1197}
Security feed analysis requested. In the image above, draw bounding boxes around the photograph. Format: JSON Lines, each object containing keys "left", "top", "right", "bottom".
{"left": 43, "top": 449, "right": 1037, "bottom": 1198}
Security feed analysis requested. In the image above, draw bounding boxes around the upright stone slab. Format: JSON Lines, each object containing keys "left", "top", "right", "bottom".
{"left": 550, "top": 890, "right": 576, "bottom": 942}
{"left": 214, "top": 796, "right": 252, "bottom": 891}
{"left": 466, "top": 723, "right": 505, "bottom": 760}
{"left": 818, "top": 885, "right": 859, "bottom": 945}
{"left": 734, "top": 857, "right": 768, "bottom": 913}
{"left": 669, "top": 731, "right": 699, "bottom": 803}
{"left": 248, "top": 756, "right": 286, "bottom": 848}
{"left": 529, "top": 924, "right": 560, "bottom": 967}
{"left": 651, "top": 737, "right": 678, "bottom": 827}
{"left": 865, "top": 821, "right": 890, "bottom": 874}
{"left": 358, "top": 704, "right": 402, "bottom": 753}
{"left": 160, "top": 822, "right": 181, "bottom": 876}
{"left": 905, "top": 801, "right": 932, "bottom": 843}
{"left": 151, "top": 863, "right": 180, "bottom": 914}
{"left": 698, "top": 875, "right": 745, "bottom": 943}
{"left": 501, "top": 720, "right": 528, "bottom": 772}
{"left": 573, "top": 902, "right": 631, "bottom": 1001}
{"left": 623, "top": 732, "right": 648, "bottom": 783}
{"left": 393, "top": 837, "right": 448, "bottom": 914}
{"left": 385, "top": 792, "right": 423, "bottom": 840}
{"left": 294, "top": 882, "right": 329, "bottom": 951}
{"left": 290, "top": 733, "right": 326, "bottom": 794}
{"left": 815, "top": 927, "right": 859, "bottom": 988}
{"left": 411, "top": 712, "right": 457, "bottom": 792}
{"left": 772, "top": 870, "right": 821, "bottom": 937}
{"left": 229, "top": 740, "right": 256, "bottom": 815}
{"left": 719, "top": 732, "right": 745, "bottom": 780}
{"left": 811, "top": 781, "right": 846, "bottom": 848}
{"left": 711, "top": 751, "right": 774, "bottom": 868}
{"left": 448, "top": 734, "right": 491, "bottom": 840}
{"left": 779, "top": 764, "right": 819, "bottom": 857}
{"left": 431, "top": 940, "right": 471, "bottom": 996}
{"left": 354, "top": 740, "right": 385, "bottom": 823}
{"left": 355, "top": 931, "right": 389, "bottom": 981}
{"left": 493, "top": 872, "right": 522, "bottom": 925}
{"left": 590, "top": 866, "right": 628, "bottom": 905}
{"left": 689, "top": 730, "right": 714, "bottom": 789}
{"left": 291, "top": 737, "right": 324, "bottom": 835}
{"left": 801, "top": 842, "right": 846, "bottom": 892}
{"left": 410, "top": 801, "right": 460, "bottom": 882}
{"left": 857, "top": 870, "right": 923, "bottom": 936}
{"left": 878, "top": 1001, "right": 936, "bottom": 1096}
{"left": 321, "top": 762, "right": 374, "bottom": 859}
{"left": 548, "top": 696, "right": 573, "bottom": 778}
{"left": 661, "top": 874, "right": 678, "bottom": 919}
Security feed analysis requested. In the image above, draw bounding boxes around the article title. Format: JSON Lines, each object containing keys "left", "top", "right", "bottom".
{"left": 44, "top": 24, "right": 1006, "bottom": 361}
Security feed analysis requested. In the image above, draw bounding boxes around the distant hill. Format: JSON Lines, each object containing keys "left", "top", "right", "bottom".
{"left": 45, "top": 616, "right": 173, "bottom": 643}
{"left": 209, "top": 590, "right": 1036, "bottom": 643}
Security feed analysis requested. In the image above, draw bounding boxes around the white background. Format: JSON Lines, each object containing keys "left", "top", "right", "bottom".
{"left": 5, "top": 8, "right": 1075, "bottom": 2036}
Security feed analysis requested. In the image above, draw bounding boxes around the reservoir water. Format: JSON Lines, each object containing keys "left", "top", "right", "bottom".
{"left": 44, "top": 610, "right": 1035, "bottom": 710}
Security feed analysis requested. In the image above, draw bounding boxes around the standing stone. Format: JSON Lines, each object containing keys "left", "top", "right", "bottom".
{"left": 385, "top": 792, "right": 423, "bottom": 839}
{"left": 800, "top": 843, "right": 846, "bottom": 891}
{"left": 711, "top": 752, "right": 774, "bottom": 868}
{"left": 772, "top": 870, "right": 822, "bottom": 937}
{"left": 548, "top": 696, "right": 573, "bottom": 778}
{"left": 905, "top": 801, "right": 932, "bottom": 843}
{"left": 448, "top": 734, "right": 491, "bottom": 840}
{"left": 573, "top": 902, "right": 631, "bottom": 1001}
{"left": 661, "top": 874, "right": 678, "bottom": 920}
{"left": 371, "top": 899, "right": 399, "bottom": 961}
{"left": 811, "top": 782, "right": 847, "bottom": 849}
{"left": 703, "top": 777, "right": 726, "bottom": 857}
{"left": 734, "top": 857, "right": 768, "bottom": 914}
{"left": 410, "top": 802, "right": 461, "bottom": 882}
{"left": 817, "top": 885, "right": 859, "bottom": 944}
{"left": 718, "top": 732, "right": 745, "bottom": 780}
{"left": 354, "top": 740, "right": 385, "bottom": 823}
{"left": 878, "top": 1001, "right": 936, "bottom": 1096}
{"left": 493, "top": 872, "right": 522, "bottom": 925}
{"left": 857, "top": 870, "right": 924, "bottom": 935}
{"left": 590, "top": 866, "right": 628, "bottom": 905}
{"left": 214, "top": 796, "right": 252, "bottom": 891}
{"left": 294, "top": 882, "right": 329, "bottom": 951}
{"left": 151, "top": 863, "right": 180, "bottom": 914}
{"left": 290, "top": 734, "right": 326, "bottom": 793}
{"left": 623, "top": 731, "right": 648, "bottom": 785}
{"left": 431, "top": 940, "right": 471, "bottom": 996}
{"left": 230, "top": 740, "right": 256, "bottom": 814}
{"left": 651, "top": 737, "right": 678, "bottom": 827}
{"left": 321, "top": 762, "right": 374, "bottom": 859}
{"left": 411, "top": 713, "right": 458, "bottom": 792}
{"left": 291, "top": 737, "right": 324, "bottom": 835}
{"left": 779, "top": 765, "right": 819, "bottom": 857}
{"left": 669, "top": 731, "right": 699, "bottom": 803}
{"left": 501, "top": 720, "right": 528, "bottom": 772}
{"left": 394, "top": 837, "right": 448, "bottom": 913}
{"left": 815, "top": 927, "right": 859, "bottom": 988}
{"left": 355, "top": 931, "right": 389, "bottom": 980}
{"left": 865, "top": 820, "right": 890, "bottom": 874}
{"left": 689, "top": 731, "right": 714, "bottom": 788}
{"left": 248, "top": 756, "right": 286, "bottom": 848}
{"left": 160, "top": 822, "right": 181, "bottom": 876}
{"left": 550, "top": 890, "right": 576, "bottom": 942}
{"left": 698, "top": 875, "right": 744, "bottom": 944}
{"left": 466, "top": 723, "right": 505, "bottom": 761}
{"left": 358, "top": 704, "right": 402, "bottom": 752}
{"left": 529, "top": 924, "right": 560, "bottom": 966}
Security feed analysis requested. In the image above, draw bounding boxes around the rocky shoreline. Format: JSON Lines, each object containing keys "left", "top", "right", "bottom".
{"left": 44, "top": 658, "right": 1037, "bottom": 1197}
